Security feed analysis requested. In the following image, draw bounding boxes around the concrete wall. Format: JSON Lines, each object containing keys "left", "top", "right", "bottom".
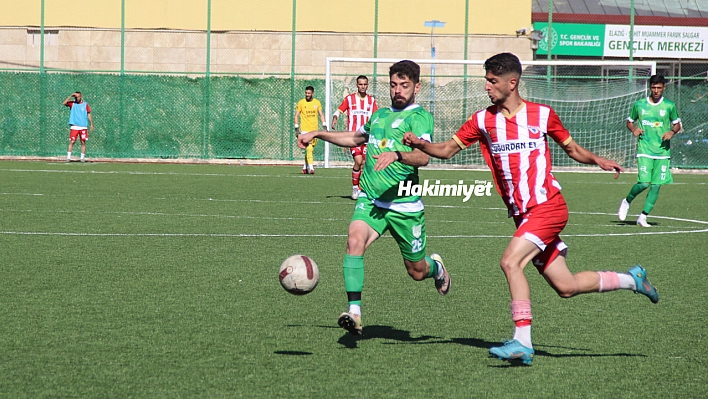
{"left": 0, "top": 27, "right": 534, "bottom": 75}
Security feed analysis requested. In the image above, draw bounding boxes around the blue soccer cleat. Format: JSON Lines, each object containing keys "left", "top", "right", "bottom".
{"left": 489, "top": 339, "right": 534, "bottom": 365}
{"left": 628, "top": 264, "right": 659, "bottom": 304}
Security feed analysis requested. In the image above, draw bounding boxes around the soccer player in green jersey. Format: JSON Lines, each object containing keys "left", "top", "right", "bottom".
{"left": 618, "top": 75, "right": 682, "bottom": 227}
{"left": 297, "top": 60, "right": 451, "bottom": 336}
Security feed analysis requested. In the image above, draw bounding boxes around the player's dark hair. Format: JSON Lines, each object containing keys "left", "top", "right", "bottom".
{"left": 389, "top": 60, "right": 420, "bottom": 84}
{"left": 75, "top": 91, "right": 82, "bottom": 95}
{"left": 305, "top": 86, "right": 315, "bottom": 92}
{"left": 484, "top": 53, "right": 522, "bottom": 77}
{"left": 649, "top": 75, "right": 666, "bottom": 85}
{"left": 356, "top": 75, "right": 368, "bottom": 82}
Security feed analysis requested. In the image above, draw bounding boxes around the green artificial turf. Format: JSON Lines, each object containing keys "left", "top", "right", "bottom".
{"left": 0, "top": 161, "right": 705, "bottom": 398}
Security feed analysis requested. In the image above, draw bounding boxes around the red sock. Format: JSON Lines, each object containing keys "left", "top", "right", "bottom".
{"left": 352, "top": 169, "right": 361, "bottom": 187}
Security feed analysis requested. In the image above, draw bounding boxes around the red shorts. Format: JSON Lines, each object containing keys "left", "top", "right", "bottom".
{"left": 70, "top": 129, "right": 88, "bottom": 143}
{"left": 512, "top": 193, "right": 569, "bottom": 273}
{"left": 350, "top": 144, "right": 367, "bottom": 158}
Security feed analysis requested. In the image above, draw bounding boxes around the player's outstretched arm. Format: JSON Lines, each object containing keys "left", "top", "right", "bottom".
{"left": 560, "top": 139, "right": 624, "bottom": 179}
{"left": 297, "top": 130, "right": 366, "bottom": 149}
{"left": 402, "top": 132, "right": 463, "bottom": 160}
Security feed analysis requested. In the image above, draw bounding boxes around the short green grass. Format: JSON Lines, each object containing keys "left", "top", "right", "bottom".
{"left": 0, "top": 161, "right": 706, "bottom": 398}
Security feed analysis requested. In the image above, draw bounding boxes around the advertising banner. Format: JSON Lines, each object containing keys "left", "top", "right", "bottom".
{"left": 534, "top": 22, "right": 708, "bottom": 59}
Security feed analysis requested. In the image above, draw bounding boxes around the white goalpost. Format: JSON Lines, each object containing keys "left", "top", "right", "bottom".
{"left": 324, "top": 57, "right": 656, "bottom": 169}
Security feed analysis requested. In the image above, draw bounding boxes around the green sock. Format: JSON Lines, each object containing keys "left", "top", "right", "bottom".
{"left": 425, "top": 255, "right": 439, "bottom": 279}
{"left": 627, "top": 182, "right": 650, "bottom": 202}
{"left": 343, "top": 254, "right": 364, "bottom": 306}
{"left": 642, "top": 185, "right": 661, "bottom": 214}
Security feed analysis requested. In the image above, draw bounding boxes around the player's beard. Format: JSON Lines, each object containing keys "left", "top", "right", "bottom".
{"left": 392, "top": 94, "right": 414, "bottom": 109}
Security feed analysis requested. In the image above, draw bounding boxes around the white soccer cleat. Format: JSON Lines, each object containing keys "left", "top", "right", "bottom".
{"left": 636, "top": 214, "right": 650, "bottom": 227}
{"left": 351, "top": 186, "right": 359, "bottom": 200}
{"left": 618, "top": 198, "right": 630, "bottom": 221}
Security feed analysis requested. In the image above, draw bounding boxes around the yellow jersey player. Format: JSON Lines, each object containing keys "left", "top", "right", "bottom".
{"left": 294, "top": 86, "right": 327, "bottom": 174}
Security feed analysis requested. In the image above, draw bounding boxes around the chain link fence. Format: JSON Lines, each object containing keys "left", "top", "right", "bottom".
{"left": 0, "top": 1, "right": 707, "bottom": 168}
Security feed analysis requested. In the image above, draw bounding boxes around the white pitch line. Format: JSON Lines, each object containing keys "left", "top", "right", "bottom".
{"left": 0, "top": 169, "right": 344, "bottom": 179}
{"left": 0, "top": 231, "right": 349, "bottom": 238}
{"left": 2, "top": 168, "right": 706, "bottom": 184}
{"left": 2, "top": 227, "right": 707, "bottom": 239}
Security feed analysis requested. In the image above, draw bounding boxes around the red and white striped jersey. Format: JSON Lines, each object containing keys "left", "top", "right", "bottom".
{"left": 453, "top": 101, "right": 572, "bottom": 216}
{"left": 337, "top": 93, "right": 378, "bottom": 131}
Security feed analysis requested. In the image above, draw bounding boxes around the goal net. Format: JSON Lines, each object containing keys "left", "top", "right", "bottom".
{"left": 324, "top": 58, "right": 656, "bottom": 169}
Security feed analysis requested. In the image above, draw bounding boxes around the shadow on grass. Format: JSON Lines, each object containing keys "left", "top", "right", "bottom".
{"left": 333, "top": 329, "right": 648, "bottom": 366}
{"left": 335, "top": 325, "right": 441, "bottom": 349}
{"left": 612, "top": 220, "right": 658, "bottom": 227}
{"left": 274, "top": 350, "right": 314, "bottom": 356}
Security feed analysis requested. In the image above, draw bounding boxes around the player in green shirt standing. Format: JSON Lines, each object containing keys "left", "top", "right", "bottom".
{"left": 297, "top": 60, "right": 450, "bottom": 336}
{"left": 618, "top": 75, "right": 682, "bottom": 227}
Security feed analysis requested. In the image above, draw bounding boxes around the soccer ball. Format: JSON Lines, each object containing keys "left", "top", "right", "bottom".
{"left": 279, "top": 255, "right": 320, "bottom": 295}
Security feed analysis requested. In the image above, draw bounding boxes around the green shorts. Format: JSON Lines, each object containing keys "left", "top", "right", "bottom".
{"left": 351, "top": 197, "right": 426, "bottom": 262}
{"left": 637, "top": 157, "right": 673, "bottom": 185}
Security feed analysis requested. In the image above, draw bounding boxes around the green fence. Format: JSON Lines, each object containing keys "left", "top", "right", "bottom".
{"left": 1, "top": 71, "right": 707, "bottom": 168}
{"left": 0, "top": 72, "right": 315, "bottom": 160}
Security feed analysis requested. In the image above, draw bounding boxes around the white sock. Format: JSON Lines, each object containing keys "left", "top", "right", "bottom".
{"left": 619, "top": 273, "right": 636, "bottom": 290}
{"left": 513, "top": 325, "right": 532, "bottom": 348}
{"left": 349, "top": 304, "right": 361, "bottom": 316}
{"left": 433, "top": 261, "right": 443, "bottom": 280}
{"left": 67, "top": 152, "right": 71, "bottom": 159}
{"left": 80, "top": 153, "right": 85, "bottom": 160}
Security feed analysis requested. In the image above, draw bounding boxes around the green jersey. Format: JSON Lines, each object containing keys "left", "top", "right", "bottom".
{"left": 628, "top": 97, "right": 680, "bottom": 158}
{"left": 359, "top": 104, "right": 434, "bottom": 203}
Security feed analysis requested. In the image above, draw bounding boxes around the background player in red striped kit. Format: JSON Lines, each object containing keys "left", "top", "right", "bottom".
{"left": 403, "top": 52, "right": 659, "bottom": 365}
{"left": 331, "top": 75, "right": 378, "bottom": 199}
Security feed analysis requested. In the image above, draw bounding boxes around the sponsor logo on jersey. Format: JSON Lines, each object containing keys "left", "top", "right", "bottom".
{"left": 398, "top": 179, "right": 494, "bottom": 202}
{"left": 368, "top": 136, "right": 395, "bottom": 149}
{"left": 641, "top": 120, "right": 664, "bottom": 128}
{"left": 491, "top": 139, "right": 544, "bottom": 154}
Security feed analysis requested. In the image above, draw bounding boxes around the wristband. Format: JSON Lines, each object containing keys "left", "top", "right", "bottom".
{"left": 395, "top": 151, "right": 402, "bottom": 162}
{"left": 294, "top": 124, "right": 299, "bottom": 128}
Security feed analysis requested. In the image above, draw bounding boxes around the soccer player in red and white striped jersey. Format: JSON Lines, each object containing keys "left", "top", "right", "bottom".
{"left": 404, "top": 52, "right": 659, "bottom": 365}
{"left": 332, "top": 76, "right": 378, "bottom": 199}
